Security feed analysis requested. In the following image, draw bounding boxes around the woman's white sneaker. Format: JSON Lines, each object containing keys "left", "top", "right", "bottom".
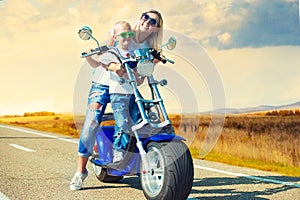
{"left": 70, "top": 171, "right": 88, "bottom": 190}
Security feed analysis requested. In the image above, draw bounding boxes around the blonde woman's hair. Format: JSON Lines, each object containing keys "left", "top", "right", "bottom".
{"left": 134, "top": 9, "right": 163, "bottom": 50}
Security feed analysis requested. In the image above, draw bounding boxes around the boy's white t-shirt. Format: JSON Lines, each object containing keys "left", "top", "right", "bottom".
{"left": 91, "top": 40, "right": 149, "bottom": 93}
{"left": 108, "top": 48, "right": 133, "bottom": 95}
{"left": 93, "top": 48, "right": 133, "bottom": 94}
{"left": 108, "top": 40, "right": 150, "bottom": 94}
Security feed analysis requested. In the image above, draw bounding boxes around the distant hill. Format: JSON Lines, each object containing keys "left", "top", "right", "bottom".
{"left": 207, "top": 101, "right": 300, "bottom": 114}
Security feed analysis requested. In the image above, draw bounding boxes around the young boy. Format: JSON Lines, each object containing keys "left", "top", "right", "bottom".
{"left": 106, "top": 21, "right": 144, "bottom": 162}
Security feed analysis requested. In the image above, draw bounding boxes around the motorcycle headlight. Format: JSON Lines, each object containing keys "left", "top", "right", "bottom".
{"left": 137, "top": 58, "right": 154, "bottom": 77}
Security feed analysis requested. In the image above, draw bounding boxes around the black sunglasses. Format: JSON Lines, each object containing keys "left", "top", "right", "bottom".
{"left": 141, "top": 13, "right": 159, "bottom": 26}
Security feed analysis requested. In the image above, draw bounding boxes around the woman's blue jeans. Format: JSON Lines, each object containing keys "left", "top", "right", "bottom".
{"left": 78, "top": 83, "right": 110, "bottom": 157}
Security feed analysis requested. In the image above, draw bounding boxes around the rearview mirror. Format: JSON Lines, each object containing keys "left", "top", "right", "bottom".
{"left": 78, "top": 25, "right": 100, "bottom": 48}
{"left": 166, "top": 37, "right": 176, "bottom": 50}
{"left": 161, "top": 37, "right": 177, "bottom": 50}
{"left": 78, "top": 26, "right": 93, "bottom": 41}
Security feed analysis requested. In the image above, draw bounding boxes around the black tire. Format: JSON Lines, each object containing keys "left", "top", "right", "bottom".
{"left": 90, "top": 151, "right": 123, "bottom": 183}
{"left": 140, "top": 141, "right": 194, "bottom": 200}
{"left": 91, "top": 163, "right": 123, "bottom": 182}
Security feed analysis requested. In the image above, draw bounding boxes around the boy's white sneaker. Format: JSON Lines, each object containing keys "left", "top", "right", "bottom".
{"left": 113, "top": 150, "right": 123, "bottom": 163}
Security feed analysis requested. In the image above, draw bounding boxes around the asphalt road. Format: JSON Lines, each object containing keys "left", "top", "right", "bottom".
{"left": 0, "top": 125, "right": 299, "bottom": 200}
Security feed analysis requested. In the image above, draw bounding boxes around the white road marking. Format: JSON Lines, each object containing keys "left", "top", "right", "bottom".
{"left": 194, "top": 165, "right": 300, "bottom": 188}
{"left": 0, "top": 192, "right": 9, "bottom": 200}
{"left": 1, "top": 124, "right": 299, "bottom": 189}
{"left": 9, "top": 144, "right": 35, "bottom": 152}
{"left": 0, "top": 125, "right": 78, "bottom": 144}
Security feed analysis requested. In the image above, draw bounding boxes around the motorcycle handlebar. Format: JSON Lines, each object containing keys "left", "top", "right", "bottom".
{"left": 150, "top": 49, "right": 174, "bottom": 64}
{"left": 159, "top": 55, "right": 175, "bottom": 64}
{"left": 81, "top": 46, "right": 109, "bottom": 58}
{"left": 81, "top": 46, "right": 175, "bottom": 64}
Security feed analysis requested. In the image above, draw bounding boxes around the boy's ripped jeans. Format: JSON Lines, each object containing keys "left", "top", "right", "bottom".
{"left": 110, "top": 94, "right": 139, "bottom": 150}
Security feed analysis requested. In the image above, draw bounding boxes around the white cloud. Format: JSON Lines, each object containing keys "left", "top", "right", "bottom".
{"left": 159, "top": 0, "right": 300, "bottom": 49}
{"left": 217, "top": 32, "right": 231, "bottom": 44}
{"left": 2, "top": 0, "right": 298, "bottom": 49}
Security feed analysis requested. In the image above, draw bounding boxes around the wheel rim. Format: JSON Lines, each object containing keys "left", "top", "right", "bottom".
{"left": 91, "top": 151, "right": 102, "bottom": 176}
{"left": 141, "top": 146, "right": 165, "bottom": 197}
{"left": 92, "top": 163, "right": 102, "bottom": 176}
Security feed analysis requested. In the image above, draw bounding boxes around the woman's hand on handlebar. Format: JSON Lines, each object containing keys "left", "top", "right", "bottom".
{"left": 85, "top": 49, "right": 102, "bottom": 68}
{"left": 153, "top": 58, "right": 161, "bottom": 65}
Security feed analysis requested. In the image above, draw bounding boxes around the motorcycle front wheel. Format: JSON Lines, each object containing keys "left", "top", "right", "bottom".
{"left": 140, "top": 141, "right": 194, "bottom": 200}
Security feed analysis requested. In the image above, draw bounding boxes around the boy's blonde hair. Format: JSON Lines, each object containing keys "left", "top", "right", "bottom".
{"left": 113, "top": 21, "right": 131, "bottom": 34}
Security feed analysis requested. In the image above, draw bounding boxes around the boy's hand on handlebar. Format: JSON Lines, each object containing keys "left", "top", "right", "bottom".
{"left": 107, "top": 63, "right": 126, "bottom": 77}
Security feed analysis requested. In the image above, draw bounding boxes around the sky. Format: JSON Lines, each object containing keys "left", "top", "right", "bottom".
{"left": 0, "top": 0, "right": 299, "bottom": 115}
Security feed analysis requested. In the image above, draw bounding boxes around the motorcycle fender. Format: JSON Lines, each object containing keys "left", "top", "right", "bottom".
{"left": 142, "top": 133, "right": 185, "bottom": 146}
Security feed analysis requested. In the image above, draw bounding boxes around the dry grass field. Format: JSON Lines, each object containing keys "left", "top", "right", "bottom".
{"left": 170, "top": 113, "right": 300, "bottom": 176}
{"left": 1, "top": 111, "right": 299, "bottom": 176}
{"left": 0, "top": 113, "right": 80, "bottom": 136}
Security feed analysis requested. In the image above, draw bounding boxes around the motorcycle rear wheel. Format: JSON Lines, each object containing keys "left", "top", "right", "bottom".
{"left": 91, "top": 153, "right": 123, "bottom": 183}
{"left": 140, "top": 141, "right": 194, "bottom": 200}
{"left": 91, "top": 164, "right": 123, "bottom": 182}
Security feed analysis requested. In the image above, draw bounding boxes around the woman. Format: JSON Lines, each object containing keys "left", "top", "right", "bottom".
{"left": 133, "top": 9, "right": 163, "bottom": 49}
{"left": 70, "top": 9, "right": 164, "bottom": 191}
{"left": 108, "top": 9, "right": 164, "bottom": 75}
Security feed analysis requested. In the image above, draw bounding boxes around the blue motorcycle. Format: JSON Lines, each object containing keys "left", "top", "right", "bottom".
{"left": 78, "top": 26, "right": 194, "bottom": 200}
